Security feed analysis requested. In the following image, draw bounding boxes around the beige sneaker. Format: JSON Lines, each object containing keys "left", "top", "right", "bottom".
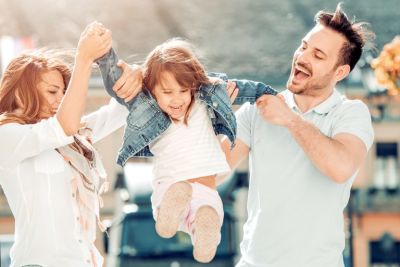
{"left": 156, "top": 181, "right": 192, "bottom": 238}
{"left": 192, "top": 205, "right": 221, "bottom": 263}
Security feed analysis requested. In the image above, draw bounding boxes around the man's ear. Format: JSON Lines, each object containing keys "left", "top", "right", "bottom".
{"left": 335, "top": 64, "right": 351, "bottom": 82}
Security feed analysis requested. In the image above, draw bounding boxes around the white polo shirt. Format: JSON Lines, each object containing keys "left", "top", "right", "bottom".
{"left": 235, "top": 89, "right": 374, "bottom": 267}
{"left": 0, "top": 99, "right": 128, "bottom": 267}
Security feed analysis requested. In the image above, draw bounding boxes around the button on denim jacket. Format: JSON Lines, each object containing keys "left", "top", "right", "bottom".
{"left": 96, "top": 49, "right": 277, "bottom": 166}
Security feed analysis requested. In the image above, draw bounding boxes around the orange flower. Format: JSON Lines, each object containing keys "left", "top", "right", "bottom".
{"left": 371, "top": 36, "right": 400, "bottom": 94}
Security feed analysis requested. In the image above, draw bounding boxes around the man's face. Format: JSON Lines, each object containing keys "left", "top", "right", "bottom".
{"left": 287, "top": 24, "right": 347, "bottom": 96}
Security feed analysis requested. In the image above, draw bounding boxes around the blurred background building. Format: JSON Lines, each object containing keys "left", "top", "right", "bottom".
{"left": 0, "top": 0, "right": 399, "bottom": 266}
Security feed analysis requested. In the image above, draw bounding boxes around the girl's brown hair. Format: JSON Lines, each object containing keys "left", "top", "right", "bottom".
{"left": 142, "top": 38, "right": 211, "bottom": 125}
{"left": 0, "top": 50, "right": 71, "bottom": 125}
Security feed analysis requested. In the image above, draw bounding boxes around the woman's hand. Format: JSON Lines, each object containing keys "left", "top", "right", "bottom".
{"left": 57, "top": 22, "right": 112, "bottom": 136}
{"left": 76, "top": 21, "right": 112, "bottom": 64}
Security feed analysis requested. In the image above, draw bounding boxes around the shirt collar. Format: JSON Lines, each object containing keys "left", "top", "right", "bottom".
{"left": 285, "top": 90, "right": 298, "bottom": 111}
{"left": 284, "top": 89, "right": 344, "bottom": 115}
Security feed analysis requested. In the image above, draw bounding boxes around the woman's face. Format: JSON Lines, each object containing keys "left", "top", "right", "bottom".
{"left": 37, "top": 70, "right": 65, "bottom": 116}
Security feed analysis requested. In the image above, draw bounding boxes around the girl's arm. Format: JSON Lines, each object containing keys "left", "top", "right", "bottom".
{"left": 96, "top": 48, "right": 142, "bottom": 107}
{"left": 231, "top": 79, "right": 277, "bottom": 105}
{"left": 207, "top": 72, "right": 278, "bottom": 104}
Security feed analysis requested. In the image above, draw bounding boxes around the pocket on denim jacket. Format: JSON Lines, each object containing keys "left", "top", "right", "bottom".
{"left": 126, "top": 97, "right": 159, "bottom": 130}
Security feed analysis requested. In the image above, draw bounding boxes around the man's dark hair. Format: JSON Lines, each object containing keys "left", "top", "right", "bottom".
{"left": 315, "top": 3, "right": 375, "bottom": 71}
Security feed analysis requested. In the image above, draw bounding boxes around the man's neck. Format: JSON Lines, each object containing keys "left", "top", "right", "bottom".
{"left": 293, "top": 88, "right": 335, "bottom": 113}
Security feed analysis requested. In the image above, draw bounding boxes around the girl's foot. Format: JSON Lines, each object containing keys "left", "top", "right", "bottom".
{"left": 192, "top": 205, "right": 221, "bottom": 263}
{"left": 156, "top": 181, "right": 192, "bottom": 238}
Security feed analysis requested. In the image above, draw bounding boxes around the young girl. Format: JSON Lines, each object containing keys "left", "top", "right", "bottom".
{"left": 96, "top": 38, "right": 277, "bottom": 263}
{"left": 0, "top": 22, "right": 139, "bottom": 267}
{"left": 144, "top": 40, "right": 233, "bottom": 264}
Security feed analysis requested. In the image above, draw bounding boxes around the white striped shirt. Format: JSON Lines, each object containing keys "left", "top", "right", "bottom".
{"left": 150, "top": 100, "right": 230, "bottom": 181}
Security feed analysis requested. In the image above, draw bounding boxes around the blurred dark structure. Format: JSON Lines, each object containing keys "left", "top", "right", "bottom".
{"left": 370, "top": 233, "right": 400, "bottom": 265}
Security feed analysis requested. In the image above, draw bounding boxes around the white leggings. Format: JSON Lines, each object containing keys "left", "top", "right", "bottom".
{"left": 150, "top": 179, "right": 224, "bottom": 235}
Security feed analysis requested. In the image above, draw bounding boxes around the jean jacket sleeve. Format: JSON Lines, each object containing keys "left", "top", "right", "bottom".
{"left": 96, "top": 48, "right": 129, "bottom": 107}
{"left": 231, "top": 79, "right": 278, "bottom": 105}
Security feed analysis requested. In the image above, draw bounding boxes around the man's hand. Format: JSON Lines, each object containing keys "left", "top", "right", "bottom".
{"left": 209, "top": 78, "right": 238, "bottom": 104}
{"left": 226, "top": 81, "right": 238, "bottom": 104}
{"left": 256, "top": 94, "right": 298, "bottom": 127}
{"left": 113, "top": 60, "right": 143, "bottom": 102}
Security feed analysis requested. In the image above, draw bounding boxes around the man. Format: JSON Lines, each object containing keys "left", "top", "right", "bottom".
{"left": 222, "top": 4, "right": 375, "bottom": 267}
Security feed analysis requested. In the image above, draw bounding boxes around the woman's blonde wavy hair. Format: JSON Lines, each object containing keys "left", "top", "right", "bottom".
{"left": 0, "top": 49, "right": 72, "bottom": 125}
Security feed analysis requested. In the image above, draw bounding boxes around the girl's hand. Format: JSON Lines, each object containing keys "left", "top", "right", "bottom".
{"left": 76, "top": 21, "right": 112, "bottom": 64}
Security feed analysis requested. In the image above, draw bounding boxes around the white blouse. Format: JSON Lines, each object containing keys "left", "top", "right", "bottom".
{"left": 0, "top": 98, "right": 128, "bottom": 267}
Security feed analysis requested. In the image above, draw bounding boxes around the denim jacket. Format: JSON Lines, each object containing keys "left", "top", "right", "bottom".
{"left": 96, "top": 49, "right": 277, "bottom": 166}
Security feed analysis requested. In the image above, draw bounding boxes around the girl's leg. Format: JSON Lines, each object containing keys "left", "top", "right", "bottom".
{"left": 186, "top": 181, "right": 224, "bottom": 263}
{"left": 152, "top": 180, "right": 192, "bottom": 238}
{"left": 192, "top": 205, "right": 221, "bottom": 263}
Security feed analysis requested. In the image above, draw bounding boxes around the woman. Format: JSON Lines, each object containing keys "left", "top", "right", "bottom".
{"left": 0, "top": 22, "right": 139, "bottom": 267}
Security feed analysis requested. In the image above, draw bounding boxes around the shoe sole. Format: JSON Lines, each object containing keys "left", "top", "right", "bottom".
{"left": 193, "top": 205, "right": 221, "bottom": 263}
{"left": 156, "top": 181, "right": 192, "bottom": 238}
